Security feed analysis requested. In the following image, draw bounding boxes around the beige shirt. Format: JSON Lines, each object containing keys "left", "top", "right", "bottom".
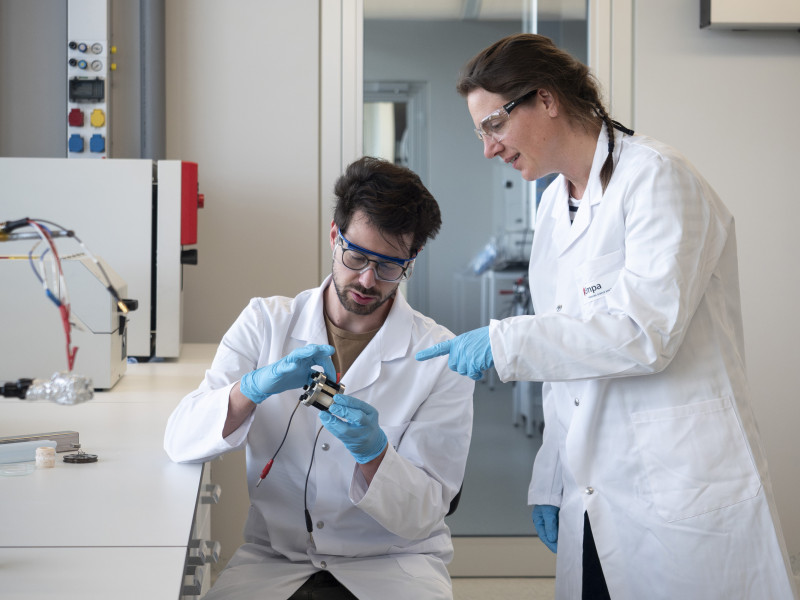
{"left": 324, "top": 314, "right": 379, "bottom": 381}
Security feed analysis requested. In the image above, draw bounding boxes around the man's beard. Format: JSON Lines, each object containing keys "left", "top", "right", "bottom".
{"left": 332, "top": 275, "right": 397, "bottom": 316}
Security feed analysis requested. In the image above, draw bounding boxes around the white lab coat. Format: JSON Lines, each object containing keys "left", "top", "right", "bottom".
{"left": 164, "top": 278, "right": 474, "bottom": 600}
{"left": 490, "top": 125, "right": 798, "bottom": 599}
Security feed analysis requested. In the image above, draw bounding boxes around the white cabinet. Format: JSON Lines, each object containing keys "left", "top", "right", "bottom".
{"left": 0, "top": 344, "right": 218, "bottom": 599}
{"left": 182, "top": 463, "right": 222, "bottom": 598}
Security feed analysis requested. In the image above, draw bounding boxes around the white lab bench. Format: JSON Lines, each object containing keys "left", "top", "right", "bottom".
{"left": 0, "top": 344, "right": 218, "bottom": 600}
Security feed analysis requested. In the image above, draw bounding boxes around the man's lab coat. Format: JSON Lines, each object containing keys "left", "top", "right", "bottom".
{"left": 164, "top": 278, "right": 474, "bottom": 599}
{"left": 490, "top": 126, "right": 798, "bottom": 599}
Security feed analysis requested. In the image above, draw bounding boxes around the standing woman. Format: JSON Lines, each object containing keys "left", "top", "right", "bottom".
{"left": 417, "top": 33, "right": 798, "bottom": 599}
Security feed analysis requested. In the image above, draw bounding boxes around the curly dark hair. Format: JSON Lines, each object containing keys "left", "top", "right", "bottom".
{"left": 333, "top": 156, "right": 442, "bottom": 257}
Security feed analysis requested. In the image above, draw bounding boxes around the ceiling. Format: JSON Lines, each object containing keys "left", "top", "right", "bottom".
{"left": 364, "top": 0, "right": 587, "bottom": 22}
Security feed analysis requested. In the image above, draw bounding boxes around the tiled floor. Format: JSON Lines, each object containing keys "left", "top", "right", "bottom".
{"left": 452, "top": 577, "right": 555, "bottom": 599}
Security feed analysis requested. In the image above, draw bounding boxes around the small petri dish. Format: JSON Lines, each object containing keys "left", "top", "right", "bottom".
{"left": 0, "top": 461, "right": 36, "bottom": 477}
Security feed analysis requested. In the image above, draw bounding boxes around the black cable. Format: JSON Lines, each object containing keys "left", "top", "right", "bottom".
{"left": 273, "top": 400, "right": 302, "bottom": 460}
{"left": 251, "top": 392, "right": 327, "bottom": 538}
{"left": 255, "top": 399, "right": 302, "bottom": 486}
{"left": 32, "top": 217, "right": 125, "bottom": 308}
{"left": 304, "top": 426, "right": 325, "bottom": 536}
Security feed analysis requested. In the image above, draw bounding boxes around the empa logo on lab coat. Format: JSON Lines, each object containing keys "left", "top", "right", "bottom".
{"left": 581, "top": 271, "right": 617, "bottom": 303}
{"left": 583, "top": 283, "right": 605, "bottom": 297}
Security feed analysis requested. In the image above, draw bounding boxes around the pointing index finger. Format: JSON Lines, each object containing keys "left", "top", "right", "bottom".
{"left": 415, "top": 340, "right": 452, "bottom": 362}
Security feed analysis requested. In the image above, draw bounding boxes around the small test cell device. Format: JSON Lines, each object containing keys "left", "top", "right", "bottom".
{"left": 299, "top": 372, "right": 344, "bottom": 411}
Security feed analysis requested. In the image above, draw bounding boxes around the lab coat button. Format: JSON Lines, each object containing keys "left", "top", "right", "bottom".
{"left": 556, "top": 304, "right": 563, "bottom": 312}
{"left": 585, "top": 486, "right": 595, "bottom": 495}
{"left": 320, "top": 561, "right": 328, "bottom": 569}
{"left": 316, "top": 521, "right": 324, "bottom": 529}
{"left": 574, "top": 398, "right": 580, "bottom": 406}
{"left": 321, "top": 443, "right": 330, "bottom": 451}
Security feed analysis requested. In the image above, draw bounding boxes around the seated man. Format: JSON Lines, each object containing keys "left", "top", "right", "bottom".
{"left": 164, "top": 156, "right": 474, "bottom": 600}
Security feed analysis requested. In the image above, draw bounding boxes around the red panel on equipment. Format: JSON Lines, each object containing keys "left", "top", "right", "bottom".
{"left": 181, "top": 161, "right": 199, "bottom": 245}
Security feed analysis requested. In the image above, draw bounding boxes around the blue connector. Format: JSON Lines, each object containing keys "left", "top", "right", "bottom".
{"left": 90, "top": 134, "right": 105, "bottom": 153}
{"left": 68, "top": 134, "right": 84, "bottom": 153}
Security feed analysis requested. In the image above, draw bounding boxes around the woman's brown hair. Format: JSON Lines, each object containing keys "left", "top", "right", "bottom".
{"left": 457, "top": 33, "right": 622, "bottom": 192}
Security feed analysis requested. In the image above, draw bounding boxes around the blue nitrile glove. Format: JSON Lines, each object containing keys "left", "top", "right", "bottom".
{"left": 532, "top": 504, "right": 559, "bottom": 553}
{"left": 319, "top": 394, "right": 388, "bottom": 464}
{"left": 415, "top": 326, "right": 493, "bottom": 381}
{"left": 239, "top": 344, "right": 336, "bottom": 404}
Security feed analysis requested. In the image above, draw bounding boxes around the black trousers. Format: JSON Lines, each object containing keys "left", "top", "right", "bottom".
{"left": 583, "top": 512, "right": 611, "bottom": 600}
{"left": 287, "top": 570, "right": 358, "bottom": 600}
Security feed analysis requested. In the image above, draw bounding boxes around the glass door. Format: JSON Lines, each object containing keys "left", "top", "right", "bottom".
{"left": 362, "top": 0, "right": 587, "bottom": 576}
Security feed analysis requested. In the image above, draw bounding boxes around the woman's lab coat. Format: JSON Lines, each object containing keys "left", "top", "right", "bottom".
{"left": 490, "top": 125, "right": 798, "bottom": 599}
{"left": 164, "top": 278, "right": 474, "bottom": 600}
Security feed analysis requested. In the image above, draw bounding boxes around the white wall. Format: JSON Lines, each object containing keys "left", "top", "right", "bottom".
{"left": 629, "top": 0, "right": 800, "bottom": 558}
{"left": 165, "top": 1, "right": 322, "bottom": 344}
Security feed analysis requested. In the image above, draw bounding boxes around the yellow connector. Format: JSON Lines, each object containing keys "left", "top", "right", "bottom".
{"left": 90, "top": 109, "right": 105, "bottom": 128}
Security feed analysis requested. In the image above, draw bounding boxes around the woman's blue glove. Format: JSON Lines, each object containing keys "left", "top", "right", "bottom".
{"left": 319, "top": 394, "right": 388, "bottom": 464}
{"left": 415, "top": 326, "right": 493, "bottom": 381}
{"left": 532, "top": 504, "right": 559, "bottom": 553}
{"left": 239, "top": 344, "right": 336, "bottom": 404}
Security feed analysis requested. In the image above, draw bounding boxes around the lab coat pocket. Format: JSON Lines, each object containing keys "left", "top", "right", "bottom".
{"left": 574, "top": 250, "right": 624, "bottom": 310}
{"left": 630, "top": 396, "right": 761, "bottom": 522}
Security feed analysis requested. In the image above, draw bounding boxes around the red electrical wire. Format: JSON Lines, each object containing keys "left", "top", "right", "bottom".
{"left": 25, "top": 219, "right": 79, "bottom": 372}
{"left": 255, "top": 400, "right": 303, "bottom": 487}
{"left": 59, "top": 304, "right": 78, "bottom": 371}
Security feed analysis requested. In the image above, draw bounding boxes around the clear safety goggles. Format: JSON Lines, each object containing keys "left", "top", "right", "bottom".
{"left": 335, "top": 229, "right": 415, "bottom": 282}
{"left": 474, "top": 89, "right": 538, "bottom": 142}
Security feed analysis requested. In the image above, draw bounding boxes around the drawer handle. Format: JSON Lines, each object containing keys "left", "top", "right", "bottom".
{"left": 201, "top": 483, "right": 221, "bottom": 504}
{"left": 187, "top": 539, "right": 222, "bottom": 565}
{"left": 182, "top": 563, "right": 207, "bottom": 596}
{"left": 206, "top": 540, "right": 221, "bottom": 563}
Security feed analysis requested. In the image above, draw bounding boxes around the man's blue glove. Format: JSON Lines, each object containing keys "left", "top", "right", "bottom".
{"left": 239, "top": 344, "right": 336, "bottom": 404}
{"left": 415, "top": 326, "right": 493, "bottom": 381}
{"left": 319, "top": 394, "right": 388, "bottom": 464}
{"left": 532, "top": 504, "right": 559, "bottom": 553}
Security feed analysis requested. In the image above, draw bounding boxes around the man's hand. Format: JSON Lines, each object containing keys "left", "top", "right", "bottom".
{"left": 239, "top": 344, "right": 336, "bottom": 404}
{"left": 319, "top": 394, "right": 388, "bottom": 464}
{"left": 415, "top": 326, "right": 493, "bottom": 381}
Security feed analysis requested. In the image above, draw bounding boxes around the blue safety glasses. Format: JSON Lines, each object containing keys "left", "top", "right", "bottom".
{"left": 335, "top": 228, "right": 415, "bottom": 282}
